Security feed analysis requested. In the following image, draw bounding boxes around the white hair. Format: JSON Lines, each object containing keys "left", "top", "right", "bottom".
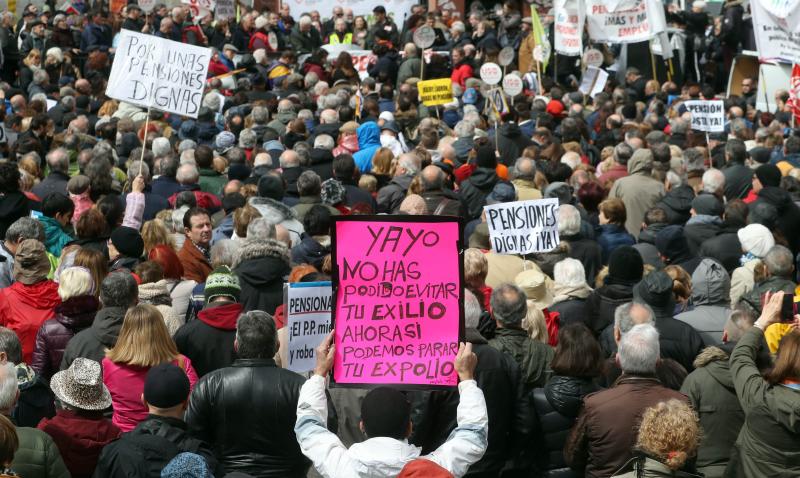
{"left": 560, "top": 152, "right": 581, "bottom": 170}
{"left": 398, "top": 153, "right": 420, "bottom": 175}
{"left": 176, "top": 163, "right": 199, "bottom": 184}
{"left": 0, "top": 362, "right": 17, "bottom": 412}
{"left": 127, "top": 160, "right": 151, "bottom": 182}
{"left": 553, "top": 258, "right": 586, "bottom": 287}
{"left": 247, "top": 218, "right": 276, "bottom": 241}
{"left": 557, "top": 204, "right": 581, "bottom": 236}
{"left": 464, "top": 289, "right": 481, "bottom": 329}
{"left": 618, "top": 323, "right": 660, "bottom": 374}
{"left": 152, "top": 137, "right": 172, "bottom": 158}
{"left": 298, "top": 15, "right": 312, "bottom": 27}
{"left": 666, "top": 170, "right": 683, "bottom": 189}
{"left": 454, "top": 120, "right": 475, "bottom": 138}
{"left": 46, "top": 47, "right": 64, "bottom": 63}
{"left": 314, "top": 134, "right": 335, "bottom": 150}
{"left": 320, "top": 109, "right": 338, "bottom": 124}
{"left": 701, "top": 168, "right": 725, "bottom": 194}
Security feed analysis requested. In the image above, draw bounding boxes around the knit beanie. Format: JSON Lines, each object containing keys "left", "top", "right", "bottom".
{"left": 258, "top": 174, "right": 285, "bottom": 201}
{"left": 475, "top": 145, "right": 497, "bottom": 169}
{"left": 204, "top": 266, "right": 241, "bottom": 303}
{"left": 607, "top": 246, "right": 644, "bottom": 284}
{"left": 737, "top": 223, "right": 775, "bottom": 258}
{"left": 161, "top": 453, "right": 212, "bottom": 478}
{"left": 755, "top": 163, "right": 781, "bottom": 188}
{"left": 110, "top": 226, "right": 144, "bottom": 259}
{"left": 691, "top": 194, "right": 723, "bottom": 216}
{"left": 633, "top": 270, "right": 675, "bottom": 310}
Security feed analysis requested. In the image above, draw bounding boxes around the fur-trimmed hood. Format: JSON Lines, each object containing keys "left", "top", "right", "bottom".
{"left": 232, "top": 238, "right": 290, "bottom": 270}
{"left": 693, "top": 345, "right": 729, "bottom": 369}
{"left": 249, "top": 196, "right": 298, "bottom": 223}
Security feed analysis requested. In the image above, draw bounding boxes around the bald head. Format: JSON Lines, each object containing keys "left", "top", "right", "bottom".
{"left": 224, "top": 180, "right": 242, "bottom": 195}
{"left": 275, "top": 224, "right": 291, "bottom": 247}
{"left": 280, "top": 150, "right": 300, "bottom": 169}
{"left": 514, "top": 157, "right": 536, "bottom": 180}
{"left": 420, "top": 165, "right": 444, "bottom": 192}
{"left": 399, "top": 194, "right": 428, "bottom": 215}
{"left": 614, "top": 302, "right": 655, "bottom": 344}
{"left": 277, "top": 99, "right": 293, "bottom": 113}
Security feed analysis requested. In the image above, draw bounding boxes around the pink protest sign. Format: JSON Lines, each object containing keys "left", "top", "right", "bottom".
{"left": 332, "top": 217, "right": 464, "bottom": 388}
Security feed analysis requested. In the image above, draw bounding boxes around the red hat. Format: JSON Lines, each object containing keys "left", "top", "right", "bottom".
{"left": 546, "top": 99, "right": 565, "bottom": 117}
{"left": 398, "top": 459, "right": 454, "bottom": 478}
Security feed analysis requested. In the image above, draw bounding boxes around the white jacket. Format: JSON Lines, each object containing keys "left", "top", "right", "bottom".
{"left": 295, "top": 375, "right": 488, "bottom": 478}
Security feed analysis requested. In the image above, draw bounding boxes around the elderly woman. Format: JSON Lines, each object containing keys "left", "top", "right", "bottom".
{"left": 549, "top": 259, "right": 593, "bottom": 328}
{"left": 730, "top": 223, "right": 775, "bottom": 306}
{"left": 0, "top": 240, "right": 61, "bottom": 364}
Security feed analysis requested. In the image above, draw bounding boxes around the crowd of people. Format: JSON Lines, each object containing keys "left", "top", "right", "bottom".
{"left": 0, "top": 0, "right": 797, "bottom": 477}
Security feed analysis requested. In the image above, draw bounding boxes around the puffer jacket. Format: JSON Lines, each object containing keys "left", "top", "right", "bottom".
{"left": 489, "top": 327, "right": 554, "bottom": 393}
{"left": 12, "top": 425, "right": 70, "bottom": 478}
{"left": 596, "top": 224, "right": 635, "bottom": 264}
{"left": 655, "top": 185, "right": 694, "bottom": 226}
{"left": 60, "top": 306, "right": 127, "bottom": 369}
{"left": 0, "top": 280, "right": 61, "bottom": 364}
{"left": 31, "top": 295, "right": 99, "bottom": 381}
{"left": 532, "top": 375, "right": 602, "bottom": 478}
{"left": 608, "top": 150, "right": 665, "bottom": 237}
{"left": 376, "top": 174, "right": 414, "bottom": 214}
{"left": 249, "top": 196, "right": 305, "bottom": 247}
{"left": 352, "top": 122, "right": 381, "bottom": 173}
{"left": 233, "top": 239, "right": 291, "bottom": 316}
{"left": 680, "top": 346, "right": 743, "bottom": 478}
{"left": 675, "top": 259, "right": 731, "bottom": 347}
{"left": 725, "top": 327, "right": 800, "bottom": 477}
{"left": 459, "top": 168, "right": 499, "bottom": 220}
{"left": 37, "top": 408, "right": 121, "bottom": 478}
{"left": 186, "top": 358, "right": 311, "bottom": 477}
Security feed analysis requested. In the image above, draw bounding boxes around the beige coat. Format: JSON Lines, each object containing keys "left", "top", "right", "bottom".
{"left": 608, "top": 150, "right": 665, "bottom": 238}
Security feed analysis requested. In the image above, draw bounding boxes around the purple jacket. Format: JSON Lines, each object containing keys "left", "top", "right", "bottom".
{"left": 31, "top": 295, "right": 99, "bottom": 381}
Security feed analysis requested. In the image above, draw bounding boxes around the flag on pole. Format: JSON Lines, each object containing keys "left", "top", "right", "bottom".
{"left": 531, "top": 6, "right": 550, "bottom": 71}
{"left": 789, "top": 64, "right": 800, "bottom": 126}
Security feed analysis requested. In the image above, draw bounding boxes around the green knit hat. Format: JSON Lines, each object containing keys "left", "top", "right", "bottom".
{"left": 204, "top": 266, "right": 241, "bottom": 303}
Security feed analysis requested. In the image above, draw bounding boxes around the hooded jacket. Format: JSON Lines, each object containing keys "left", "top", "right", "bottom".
{"left": 249, "top": 196, "right": 305, "bottom": 247}
{"left": 138, "top": 280, "right": 183, "bottom": 336}
{"left": 459, "top": 168, "right": 500, "bottom": 220}
{"left": 680, "top": 346, "right": 743, "bottom": 477}
{"left": 532, "top": 375, "right": 601, "bottom": 477}
{"left": 174, "top": 302, "right": 243, "bottom": 378}
{"left": 675, "top": 259, "right": 731, "bottom": 347}
{"left": 608, "top": 150, "right": 665, "bottom": 237}
{"left": 656, "top": 185, "right": 694, "bottom": 226}
{"left": 376, "top": 174, "right": 415, "bottom": 214}
{"left": 333, "top": 133, "right": 360, "bottom": 157}
{"left": 0, "top": 280, "right": 61, "bottom": 364}
{"left": 233, "top": 239, "right": 291, "bottom": 316}
{"left": 31, "top": 295, "right": 99, "bottom": 381}
{"left": 60, "top": 306, "right": 127, "bottom": 370}
{"left": 352, "top": 122, "right": 382, "bottom": 173}
{"left": 549, "top": 283, "right": 592, "bottom": 329}
{"left": 39, "top": 216, "right": 73, "bottom": 258}
{"left": 752, "top": 186, "right": 800, "bottom": 255}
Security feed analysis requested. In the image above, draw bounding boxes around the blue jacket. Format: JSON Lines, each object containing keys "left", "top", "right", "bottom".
{"left": 352, "top": 122, "right": 381, "bottom": 173}
{"left": 80, "top": 23, "right": 111, "bottom": 51}
{"left": 597, "top": 224, "right": 636, "bottom": 264}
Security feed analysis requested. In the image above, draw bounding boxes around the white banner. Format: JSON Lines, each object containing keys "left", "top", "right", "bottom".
{"left": 106, "top": 30, "right": 211, "bottom": 118}
{"left": 554, "top": 0, "right": 585, "bottom": 56}
{"left": 285, "top": 282, "right": 333, "bottom": 373}
{"left": 751, "top": 0, "right": 800, "bottom": 64}
{"left": 586, "top": 0, "right": 666, "bottom": 44}
{"left": 684, "top": 100, "right": 725, "bottom": 132}
{"left": 579, "top": 66, "right": 609, "bottom": 98}
{"left": 484, "top": 199, "right": 560, "bottom": 255}
{"left": 288, "top": 0, "right": 416, "bottom": 23}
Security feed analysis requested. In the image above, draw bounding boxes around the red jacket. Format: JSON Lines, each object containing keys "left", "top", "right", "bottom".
{"left": 38, "top": 409, "right": 121, "bottom": 478}
{"left": 451, "top": 62, "right": 474, "bottom": 90}
{"left": 0, "top": 281, "right": 61, "bottom": 364}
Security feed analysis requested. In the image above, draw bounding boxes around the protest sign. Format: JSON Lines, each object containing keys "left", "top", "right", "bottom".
{"left": 554, "top": 0, "right": 585, "bottom": 56}
{"left": 332, "top": 217, "right": 464, "bottom": 388}
{"left": 484, "top": 198, "right": 560, "bottom": 255}
{"left": 285, "top": 282, "right": 333, "bottom": 373}
{"left": 498, "top": 47, "right": 515, "bottom": 67}
{"left": 583, "top": 48, "right": 604, "bottom": 68}
{"left": 106, "top": 30, "right": 212, "bottom": 118}
{"left": 182, "top": 0, "right": 215, "bottom": 18}
{"left": 751, "top": 0, "right": 800, "bottom": 64}
{"left": 684, "top": 100, "right": 725, "bottom": 132}
{"left": 214, "top": 0, "right": 235, "bottom": 20}
{"left": 293, "top": 0, "right": 416, "bottom": 24}
{"left": 413, "top": 26, "right": 436, "bottom": 49}
{"left": 579, "top": 66, "right": 609, "bottom": 98}
{"left": 789, "top": 64, "right": 800, "bottom": 125}
{"left": 138, "top": 0, "right": 156, "bottom": 12}
{"left": 586, "top": 0, "right": 666, "bottom": 43}
{"left": 503, "top": 74, "right": 523, "bottom": 97}
{"left": 418, "top": 79, "right": 454, "bottom": 107}
{"left": 480, "top": 63, "right": 503, "bottom": 85}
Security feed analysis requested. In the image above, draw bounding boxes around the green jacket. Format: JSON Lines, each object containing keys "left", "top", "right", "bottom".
{"left": 12, "top": 426, "right": 70, "bottom": 478}
{"left": 725, "top": 327, "right": 800, "bottom": 477}
{"left": 291, "top": 196, "right": 341, "bottom": 223}
{"left": 680, "top": 346, "right": 743, "bottom": 478}
{"left": 488, "top": 327, "right": 554, "bottom": 392}
{"left": 198, "top": 168, "right": 227, "bottom": 197}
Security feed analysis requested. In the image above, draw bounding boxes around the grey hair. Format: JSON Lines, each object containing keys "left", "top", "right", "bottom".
{"left": 618, "top": 324, "right": 660, "bottom": 374}
{"left": 614, "top": 302, "right": 655, "bottom": 335}
{"left": 613, "top": 142, "right": 634, "bottom": 165}
{"left": 127, "top": 161, "right": 151, "bottom": 182}
{"left": 321, "top": 94, "right": 341, "bottom": 110}
{"left": 179, "top": 150, "right": 196, "bottom": 165}
{"left": 314, "top": 134, "right": 335, "bottom": 150}
{"left": 152, "top": 137, "right": 172, "bottom": 158}
{"left": 701, "top": 168, "right": 725, "bottom": 194}
{"left": 252, "top": 106, "right": 269, "bottom": 123}
{"left": 490, "top": 283, "right": 528, "bottom": 326}
{"left": 239, "top": 129, "right": 257, "bottom": 149}
{"left": 730, "top": 118, "right": 749, "bottom": 139}
{"left": 46, "top": 148, "right": 69, "bottom": 174}
{"left": 320, "top": 109, "right": 338, "bottom": 124}
{"left": 451, "top": 21, "right": 465, "bottom": 33}
{"left": 724, "top": 307, "right": 755, "bottom": 343}
{"left": 32, "top": 69, "right": 48, "bottom": 85}
{"left": 247, "top": 217, "right": 276, "bottom": 241}
{"left": 297, "top": 170, "right": 322, "bottom": 196}
{"left": 0, "top": 327, "right": 22, "bottom": 364}
{"left": 553, "top": 258, "right": 586, "bottom": 287}
{"left": 684, "top": 148, "right": 705, "bottom": 172}
{"left": 298, "top": 109, "right": 314, "bottom": 122}
{"left": 763, "top": 245, "right": 794, "bottom": 278}
{"left": 464, "top": 289, "right": 482, "bottom": 329}
{"left": 665, "top": 170, "right": 683, "bottom": 189}
{"left": 235, "top": 310, "right": 277, "bottom": 359}
{"left": 0, "top": 362, "right": 17, "bottom": 412}
{"left": 210, "top": 239, "right": 240, "bottom": 267}
{"left": 398, "top": 154, "right": 420, "bottom": 175}
{"left": 557, "top": 204, "right": 581, "bottom": 236}
{"left": 60, "top": 95, "right": 75, "bottom": 110}
{"left": 454, "top": 120, "right": 475, "bottom": 138}
{"left": 5, "top": 217, "right": 44, "bottom": 243}
{"left": 279, "top": 151, "right": 300, "bottom": 169}
{"left": 176, "top": 164, "right": 199, "bottom": 184}
{"left": 100, "top": 272, "right": 138, "bottom": 308}
{"left": 670, "top": 118, "right": 689, "bottom": 135}
{"left": 513, "top": 157, "right": 536, "bottom": 181}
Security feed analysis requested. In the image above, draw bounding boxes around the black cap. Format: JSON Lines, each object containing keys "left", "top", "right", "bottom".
{"left": 110, "top": 226, "right": 144, "bottom": 259}
{"left": 143, "top": 363, "right": 190, "bottom": 409}
{"left": 373, "top": 5, "right": 386, "bottom": 13}
{"left": 258, "top": 174, "right": 285, "bottom": 201}
{"left": 221, "top": 192, "right": 246, "bottom": 213}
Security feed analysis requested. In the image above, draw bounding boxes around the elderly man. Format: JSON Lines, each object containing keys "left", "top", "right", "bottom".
{"left": 597, "top": 143, "right": 633, "bottom": 188}
{"left": 168, "top": 163, "right": 222, "bottom": 213}
{"left": 511, "top": 157, "right": 542, "bottom": 200}
{"left": 268, "top": 99, "right": 297, "bottom": 136}
{"left": 419, "top": 165, "right": 465, "bottom": 217}
{"left": 31, "top": 148, "right": 70, "bottom": 199}
{"left": 565, "top": 324, "right": 689, "bottom": 477}
{"left": 292, "top": 171, "right": 340, "bottom": 221}
{"left": 290, "top": 15, "right": 322, "bottom": 54}
{"left": 488, "top": 284, "right": 554, "bottom": 393}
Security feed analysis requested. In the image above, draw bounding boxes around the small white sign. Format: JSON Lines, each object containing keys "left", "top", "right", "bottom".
{"left": 502, "top": 73, "right": 523, "bottom": 96}
{"left": 498, "top": 46, "right": 515, "bottom": 66}
{"left": 480, "top": 62, "right": 503, "bottom": 85}
{"left": 285, "top": 282, "right": 333, "bottom": 373}
{"left": 413, "top": 25, "right": 436, "bottom": 49}
{"left": 578, "top": 66, "right": 609, "bottom": 98}
{"left": 484, "top": 198, "right": 561, "bottom": 255}
{"left": 583, "top": 48, "right": 604, "bottom": 68}
{"left": 684, "top": 100, "right": 725, "bottom": 133}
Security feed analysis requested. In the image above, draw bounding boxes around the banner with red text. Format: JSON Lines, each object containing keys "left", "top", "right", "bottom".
{"left": 331, "top": 216, "right": 464, "bottom": 388}
{"left": 554, "top": 0, "right": 585, "bottom": 56}
{"left": 585, "top": 0, "right": 666, "bottom": 44}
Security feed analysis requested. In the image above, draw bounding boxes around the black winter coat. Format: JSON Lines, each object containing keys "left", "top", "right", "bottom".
{"left": 459, "top": 168, "right": 499, "bottom": 220}
{"left": 753, "top": 186, "right": 800, "bottom": 255}
{"left": 494, "top": 123, "right": 534, "bottom": 166}
{"left": 656, "top": 185, "right": 694, "bottom": 225}
{"left": 585, "top": 282, "right": 635, "bottom": 335}
{"left": 94, "top": 415, "right": 221, "bottom": 477}
{"left": 699, "top": 224, "right": 742, "bottom": 273}
{"left": 186, "top": 358, "right": 311, "bottom": 477}
{"left": 653, "top": 308, "right": 704, "bottom": 372}
{"left": 233, "top": 241, "right": 291, "bottom": 316}
{"left": 532, "top": 375, "right": 601, "bottom": 478}
{"left": 174, "top": 302, "right": 242, "bottom": 377}
{"left": 31, "top": 295, "right": 99, "bottom": 381}
{"left": 549, "top": 298, "right": 589, "bottom": 328}
{"left": 562, "top": 235, "right": 603, "bottom": 284}
{"left": 291, "top": 236, "right": 330, "bottom": 270}
{"left": 60, "top": 306, "right": 127, "bottom": 370}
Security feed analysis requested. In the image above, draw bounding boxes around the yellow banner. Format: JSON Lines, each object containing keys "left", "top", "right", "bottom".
{"left": 418, "top": 78, "right": 454, "bottom": 107}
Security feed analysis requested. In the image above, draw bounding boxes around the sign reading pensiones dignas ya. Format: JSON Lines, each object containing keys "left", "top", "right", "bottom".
{"left": 106, "top": 30, "right": 211, "bottom": 118}
{"left": 331, "top": 217, "right": 464, "bottom": 388}
{"left": 484, "top": 198, "right": 560, "bottom": 255}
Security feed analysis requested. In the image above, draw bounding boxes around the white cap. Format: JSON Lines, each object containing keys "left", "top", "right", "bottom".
{"left": 255, "top": 15, "right": 268, "bottom": 30}
{"left": 693, "top": 1, "right": 707, "bottom": 9}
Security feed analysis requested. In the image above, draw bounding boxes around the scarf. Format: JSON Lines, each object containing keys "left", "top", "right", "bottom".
{"left": 552, "top": 283, "right": 593, "bottom": 304}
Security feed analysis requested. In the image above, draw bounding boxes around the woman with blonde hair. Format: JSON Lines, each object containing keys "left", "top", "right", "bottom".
{"left": 102, "top": 304, "right": 198, "bottom": 432}
{"left": 73, "top": 248, "right": 108, "bottom": 298}
{"left": 18, "top": 49, "right": 41, "bottom": 92}
{"left": 664, "top": 265, "right": 692, "bottom": 314}
{"left": 612, "top": 399, "right": 701, "bottom": 477}
{"left": 141, "top": 219, "right": 175, "bottom": 254}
